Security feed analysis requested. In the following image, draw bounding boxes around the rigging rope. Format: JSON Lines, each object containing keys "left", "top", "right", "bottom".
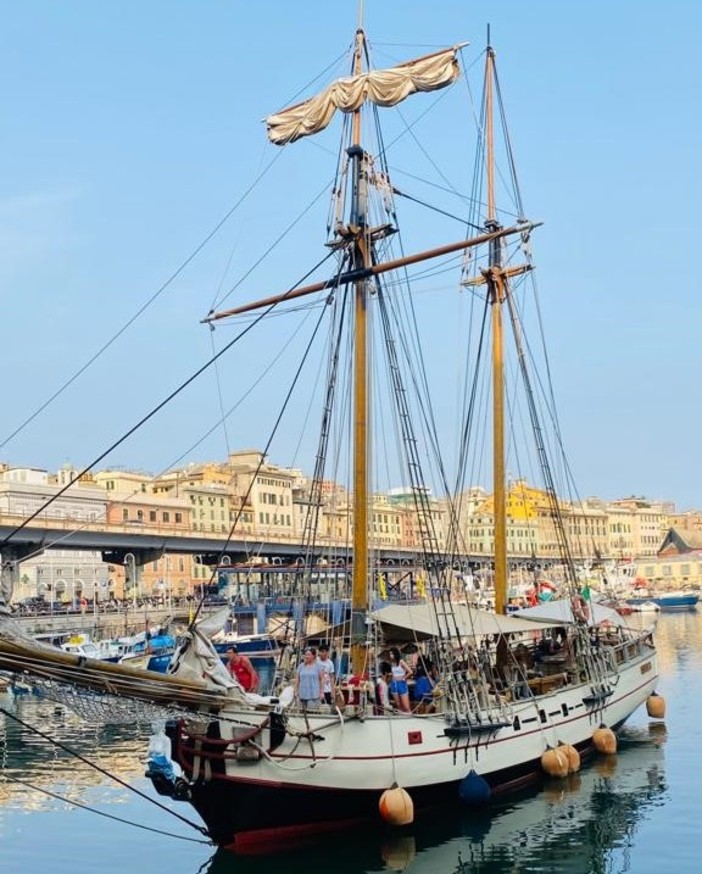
{"left": 190, "top": 264, "right": 345, "bottom": 627}
{"left": 0, "top": 150, "right": 284, "bottom": 454}
{"left": 0, "top": 707, "right": 208, "bottom": 836}
{"left": 0, "top": 248, "right": 338, "bottom": 549}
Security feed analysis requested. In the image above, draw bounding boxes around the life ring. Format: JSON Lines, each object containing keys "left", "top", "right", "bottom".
{"left": 571, "top": 594, "right": 590, "bottom": 624}
{"left": 79, "top": 597, "right": 88, "bottom": 609}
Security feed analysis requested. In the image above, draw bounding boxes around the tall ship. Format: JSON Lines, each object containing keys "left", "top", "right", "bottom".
{"left": 0, "top": 14, "right": 660, "bottom": 853}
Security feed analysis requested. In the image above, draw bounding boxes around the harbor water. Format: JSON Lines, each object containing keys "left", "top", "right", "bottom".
{"left": 0, "top": 612, "right": 698, "bottom": 873}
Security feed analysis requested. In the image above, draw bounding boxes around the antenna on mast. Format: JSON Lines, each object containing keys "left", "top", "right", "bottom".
{"left": 357, "top": 0, "right": 365, "bottom": 30}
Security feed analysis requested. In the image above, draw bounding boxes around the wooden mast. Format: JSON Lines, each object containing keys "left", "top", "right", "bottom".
{"left": 206, "top": 28, "right": 538, "bottom": 631}
{"left": 461, "top": 41, "right": 533, "bottom": 612}
{"left": 485, "top": 42, "right": 508, "bottom": 615}
{"left": 349, "top": 25, "right": 369, "bottom": 678}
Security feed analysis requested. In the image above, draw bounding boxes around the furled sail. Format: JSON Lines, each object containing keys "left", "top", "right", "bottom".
{"left": 266, "top": 47, "right": 461, "bottom": 145}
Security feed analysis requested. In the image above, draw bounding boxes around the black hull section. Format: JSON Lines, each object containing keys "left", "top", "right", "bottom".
{"left": 189, "top": 755, "right": 545, "bottom": 852}
{"left": 177, "top": 719, "right": 627, "bottom": 852}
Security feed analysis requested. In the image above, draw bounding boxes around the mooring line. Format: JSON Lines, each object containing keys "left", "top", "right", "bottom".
{"left": 1, "top": 772, "right": 211, "bottom": 844}
{"left": 0, "top": 707, "right": 207, "bottom": 836}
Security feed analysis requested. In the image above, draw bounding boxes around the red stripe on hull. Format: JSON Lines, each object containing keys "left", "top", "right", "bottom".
{"left": 224, "top": 814, "right": 369, "bottom": 855}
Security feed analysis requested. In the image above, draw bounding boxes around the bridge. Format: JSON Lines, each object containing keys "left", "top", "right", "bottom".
{"left": 0, "top": 518, "right": 453, "bottom": 608}
{"left": 0, "top": 517, "right": 559, "bottom": 612}
{"left": 0, "top": 520, "right": 435, "bottom": 567}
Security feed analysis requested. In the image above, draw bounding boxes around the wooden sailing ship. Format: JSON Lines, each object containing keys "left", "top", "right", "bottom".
{"left": 0, "top": 20, "right": 660, "bottom": 853}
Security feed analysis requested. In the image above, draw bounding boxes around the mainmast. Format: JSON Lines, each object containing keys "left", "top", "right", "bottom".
{"left": 348, "top": 27, "right": 370, "bottom": 677}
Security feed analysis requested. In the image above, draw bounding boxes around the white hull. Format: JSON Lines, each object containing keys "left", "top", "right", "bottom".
{"left": 208, "top": 647, "right": 657, "bottom": 793}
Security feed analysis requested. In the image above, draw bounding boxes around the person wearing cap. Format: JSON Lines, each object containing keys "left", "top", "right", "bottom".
{"left": 295, "top": 647, "right": 324, "bottom": 709}
{"left": 317, "top": 643, "right": 336, "bottom": 705}
{"left": 226, "top": 646, "right": 259, "bottom": 692}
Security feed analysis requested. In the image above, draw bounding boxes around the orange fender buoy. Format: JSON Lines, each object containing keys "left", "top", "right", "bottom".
{"left": 541, "top": 747, "right": 569, "bottom": 778}
{"left": 557, "top": 743, "right": 581, "bottom": 774}
{"left": 379, "top": 785, "right": 414, "bottom": 825}
{"left": 646, "top": 692, "right": 666, "bottom": 719}
{"left": 593, "top": 726, "right": 617, "bottom": 755}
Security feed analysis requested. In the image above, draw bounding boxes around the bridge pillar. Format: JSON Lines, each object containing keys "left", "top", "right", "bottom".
{"left": 101, "top": 548, "right": 164, "bottom": 600}
{"left": 0, "top": 543, "right": 41, "bottom": 613}
{"left": 256, "top": 601, "right": 267, "bottom": 635}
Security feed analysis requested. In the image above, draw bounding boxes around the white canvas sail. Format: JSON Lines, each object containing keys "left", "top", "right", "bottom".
{"left": 266, "top": 47, "right": 461, "bottom": 145}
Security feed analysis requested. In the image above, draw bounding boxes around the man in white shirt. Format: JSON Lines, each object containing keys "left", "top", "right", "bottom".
{"left": 317, "top": 643, "right": 336, "bottom": 705}
{"left": 376, "top": 661, "right": 392, "bottom": 712}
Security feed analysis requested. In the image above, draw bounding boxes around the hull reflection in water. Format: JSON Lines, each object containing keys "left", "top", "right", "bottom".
{"left": 204, "top": 726, "right": 666, "bottom": 874}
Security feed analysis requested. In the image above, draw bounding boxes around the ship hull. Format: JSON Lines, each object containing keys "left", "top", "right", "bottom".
{"left": 189, "top": 756, "right": 540, "bottom": 852}
{"left": 625, "top": 593, "right": 699, "bottom": 611}
{"left": 169, "top": 646, "right": 658, "bottom": 852}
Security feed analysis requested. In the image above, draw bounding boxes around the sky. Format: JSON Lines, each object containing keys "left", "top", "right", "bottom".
{"left": 0, "top": 1, "right": 700, "bottom": 509}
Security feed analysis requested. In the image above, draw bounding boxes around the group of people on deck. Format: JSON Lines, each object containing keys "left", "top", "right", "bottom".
{"left": 227, "top": 628, "right": 580, "bottom": 712}
{"left": 294, "top": 644, "right": 336, "bottom": 708}
{"left": 289, "top": 643, "right": 438, "bottom": 715}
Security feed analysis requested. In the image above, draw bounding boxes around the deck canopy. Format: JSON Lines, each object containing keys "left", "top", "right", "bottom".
{"left": 370, "top": 602, "right": 560, "bottom": 641}
{"left": 512, "top": 600, "right": 629, "bottom": 628}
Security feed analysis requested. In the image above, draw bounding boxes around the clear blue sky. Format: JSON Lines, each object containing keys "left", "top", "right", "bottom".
{"left": 1, "top": 1, "right": 700, "bottom": 508}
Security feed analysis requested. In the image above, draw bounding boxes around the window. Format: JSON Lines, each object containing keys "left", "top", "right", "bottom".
{"left": 163, "top": 512, "right": 170, "bottom": 523}
{"left": 150, "top": 511, "right": 157, "bottom": 522}
{"left": 122, "top": 509, "right": 129, "bottom": 521}
{"left": 175, "top": 513, "right": 182, "bottom": 524}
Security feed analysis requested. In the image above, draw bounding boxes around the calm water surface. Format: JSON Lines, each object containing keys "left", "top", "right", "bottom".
{"left": 1, "top": 613, "right": 698, "bottom": 873}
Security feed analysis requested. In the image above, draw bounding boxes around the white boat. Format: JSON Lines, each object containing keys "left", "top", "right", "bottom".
{"left": 628, "top": 600, "right": 661, "bottom": 614}
{"left": 0, "top": 16, "right": 659, "bottom": 854}
{"left": 602, "top": 560, "right": 698, "bottom": 611}
{"left": 60, "top": 638, "right": 113, "bottom": 660}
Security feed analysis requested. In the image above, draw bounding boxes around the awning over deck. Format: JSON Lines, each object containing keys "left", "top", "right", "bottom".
{"left": 370, "top": 602, "right": 560, "bottom": 641}
{"left": 512, "top": 600, "right": 629, "bottom": 628}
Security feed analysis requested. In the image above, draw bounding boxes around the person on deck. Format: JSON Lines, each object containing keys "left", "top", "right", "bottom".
{"left": 376, "top": 661, "right": 393, "bottom": 713}
{"left": 389, "top": 647, "right": 412, "bottom": 713}
{"left": 413, "top": 660, "right": 437, "bottom": 713}
{"left": 295, "top": 647, "right": 324, "bottom": 709}
{"left": 226, "top": 646, "right": 259, "bottom": 692}
{"left": 317, "top": 643, "right": 336, "bottom": 705}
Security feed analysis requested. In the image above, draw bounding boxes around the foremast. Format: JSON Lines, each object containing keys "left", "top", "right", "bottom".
{"left": 485, "top": 44, "right": 508, "bottom": 616}
{"left": 465, "top": 42, "right": 532, "bottom": 614}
